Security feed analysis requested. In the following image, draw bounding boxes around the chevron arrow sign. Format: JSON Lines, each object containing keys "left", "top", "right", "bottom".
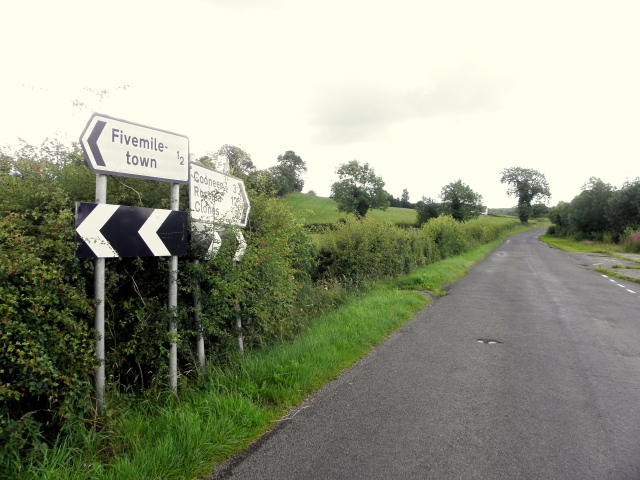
{"left": 75, "top": 202, "right": 188, "bottom": 258}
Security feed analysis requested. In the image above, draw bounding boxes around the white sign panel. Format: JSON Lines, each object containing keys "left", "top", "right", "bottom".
{"left": 189, "top": 162, "right": 250, "bottom": 228}
{"left": 80, "top": 113, "right": 189, "bottom": 183}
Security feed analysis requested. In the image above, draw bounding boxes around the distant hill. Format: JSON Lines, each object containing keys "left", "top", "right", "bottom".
{"left": 282, "top": 193, "right": 417, "bottom": 225}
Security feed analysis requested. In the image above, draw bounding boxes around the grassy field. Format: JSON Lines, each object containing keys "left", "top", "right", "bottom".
{"left": 283, "top": 192, "right": 418, "bottom": 224}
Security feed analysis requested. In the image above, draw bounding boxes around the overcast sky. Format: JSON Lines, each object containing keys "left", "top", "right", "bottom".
{"left": 2, "top": 0, "right": 639, "bottom": 208}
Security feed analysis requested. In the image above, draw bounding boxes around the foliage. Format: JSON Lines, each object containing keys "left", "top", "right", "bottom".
{"left": 620, "top": 228, "right": 640, "bottom": 253}
{"left": 282, "top": 193, "right": 417, "bottom": 226}
{"left": 270, "top": 150, "right": 306, "bottom": 196}
{"left": 330, "top": 160, "right": 389, "bottom": 217}
{"left": 567, "top": 177, "right": 615, "bottom": 238}
{"left": 316, "top": 217, "right": 422, "bottom": 283}
{"left": 1, "top": 138, "right": 525, "bottom": 476}
{"left": 315, "top": 214, "right": 520, "bottom": 285}
{"left": 439, "top": 180, "right": 484, "bottom": 222}
{"left": 500, "top": 167, "right": 551, "bottom": 223}
{"left": 0, "top": 159, "right": 94, "bottom": 472}
{"left": 415, "top": 197, "right": 441, "bottom": 226}
{"left": 531, "top": 203, "right": 549, "bottom": 218}
{"left": 212, "top": 145, "right": 256, "bottom": 180}
{"left": 387, "top": 188, "right": 415, "bottom": 208}
{"left": 13, "top": 223, "right": 530, "bottom": 480}
{"left": 548, "top": 177, "right": 640, "bottom": 244}
{"left": 607, "top": 178, "right": 640, "bottom": 240}
{"left": 488, "top": 206, "right": 517, "bottom": 216}
{"left": 420, "top": 215, "right": 468, "bottom": 259}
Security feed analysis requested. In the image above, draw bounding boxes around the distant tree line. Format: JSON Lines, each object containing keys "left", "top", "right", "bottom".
{"left": 488, "top": 204, "right": 549, "bottom": 218}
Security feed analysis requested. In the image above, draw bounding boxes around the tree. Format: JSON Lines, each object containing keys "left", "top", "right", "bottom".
{"left": 277, "top": 150, "right": 307, "bottom": 194}
{"left": 400, "top": 188, "right": 411, "bottom": 208}
{"left": 500, "top": 167, "right": 551, "bottom": 223}
{"left": 330, "top": 160, "right": 389, "bottom": 217}
{"left": 214, "top": 144, "right": 256, "bottom": 179}
{"left": 607, "top": 178, "right": 640, "bottom": 240}
{"left": 415, "top": 196, "right": 441, "bottom": 226}
{"left": 439, "top": 180, "right": 484, "bottom": 221}
{"left": 531, "top": 203, "right": 550, "bottom": 218}
{"left": 566, "top": 177, "right": 615, "bottom": 238}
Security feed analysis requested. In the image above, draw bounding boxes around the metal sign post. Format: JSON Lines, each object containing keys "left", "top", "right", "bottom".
{"left": 168, "top": 183, "right": 179, "bottom": 394}
{"left": 94, "top": 174, "right": 107, "bottom": 414}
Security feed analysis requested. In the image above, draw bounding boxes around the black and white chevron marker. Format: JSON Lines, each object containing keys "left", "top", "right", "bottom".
{"left": 75, "top": 202, "right": 188, "bottom": 258}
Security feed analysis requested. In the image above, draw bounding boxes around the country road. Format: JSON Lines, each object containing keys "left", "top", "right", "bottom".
{"left": 214, "top": 228, "right": 640, "bottom": 479}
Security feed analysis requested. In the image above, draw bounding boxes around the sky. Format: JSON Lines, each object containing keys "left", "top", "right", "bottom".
{"left": 1, "top": 0, "right": 639, "bottom": 208}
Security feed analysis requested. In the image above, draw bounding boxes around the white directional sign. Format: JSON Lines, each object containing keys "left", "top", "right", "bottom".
{"left": 80, "top": 113, "right": 189, "bottom": 183}
{"left": 189, "top": 163, "right": 250, "bottom": 228}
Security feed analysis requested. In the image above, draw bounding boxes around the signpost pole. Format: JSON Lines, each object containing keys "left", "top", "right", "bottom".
{"left": 94, "top": 174, "right": 107, "bottom": 413}
{"left": 168, "top": 183, "right": 179, "bottom": 394}
{"left": 194, "top": 259, "right": 205, "bottom": 372}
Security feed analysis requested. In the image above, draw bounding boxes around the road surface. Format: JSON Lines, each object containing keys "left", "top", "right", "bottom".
{"left": 215, "top": 229, "right": 640, "bottom": 479}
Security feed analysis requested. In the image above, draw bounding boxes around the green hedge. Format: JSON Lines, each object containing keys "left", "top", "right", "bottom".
{"left": 0, "top": 141, "right": 520, "bottom": 475}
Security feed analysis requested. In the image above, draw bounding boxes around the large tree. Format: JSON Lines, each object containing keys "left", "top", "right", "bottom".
{"left": 500, "top": 167, "right": 551, "bottom": 223}
{"left": 330, "top": 160, "right": 389, "bottom": 217}
{"left": 439, "top": 180, "right": 484, "bottom": 221}
{"left": 270, "top": 150, "right": 307, "bottom": 196}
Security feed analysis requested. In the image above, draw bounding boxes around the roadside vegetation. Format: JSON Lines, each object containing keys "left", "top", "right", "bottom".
{"left": 7, "top": 222, "right": 538, "bottom": 480}
{"left": 2, "top": 139, "right": 536, "bottom": 479}
{"left": 546, "top": 177, "right": 640, "bottom": 253}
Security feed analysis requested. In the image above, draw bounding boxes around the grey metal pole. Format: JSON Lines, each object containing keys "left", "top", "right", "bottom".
{"left": 94, "top": 174, "right": 107, "bottom": 413}
{"left": 234, "top": 259, "right": 244, "bottom": 355}
{"left": 194, "top": 259, "right": 205, "bottom": 371}
{"left": 234, "top": 231, "right": 246, "bottom": 355}
{"left": 168, "top": 183, "right": 179, "bottom": 394}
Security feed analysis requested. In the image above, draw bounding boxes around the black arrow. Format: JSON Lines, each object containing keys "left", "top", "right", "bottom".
{"left": 88, "top": 120, "right": 106, "bottom": 166}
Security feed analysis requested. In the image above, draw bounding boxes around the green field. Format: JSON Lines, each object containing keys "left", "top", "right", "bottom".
{"left": 283, "top": 193, "right": 418, "bottom": 225}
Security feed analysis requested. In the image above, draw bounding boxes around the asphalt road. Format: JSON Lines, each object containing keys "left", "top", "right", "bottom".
{"left": 215, "top": 229, "right": 640, "bottom": 479}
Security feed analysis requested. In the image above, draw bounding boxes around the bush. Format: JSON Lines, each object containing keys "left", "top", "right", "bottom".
{"left": 420, "top": 215, "right": 467, "bottom": 259}
{"left": 0, "top": 197, "right": 94, "bottom": 472}
{"left": 620, "top": 228, "right": 640, "bottom": 253}
{"left": 315, "top": 217, "right": 421, "bottom": 283}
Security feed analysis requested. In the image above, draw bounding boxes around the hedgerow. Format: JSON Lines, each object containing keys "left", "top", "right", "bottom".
{"left": 0, "top": 140, "right": 520, "bottom": 475}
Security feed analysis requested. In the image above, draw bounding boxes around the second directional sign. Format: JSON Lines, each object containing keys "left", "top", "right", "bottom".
{"left": 189, "top": 162, "right": 250, "bottom": 228}
{"left": 80, "top": 113, "right": 189, "bottom": 183}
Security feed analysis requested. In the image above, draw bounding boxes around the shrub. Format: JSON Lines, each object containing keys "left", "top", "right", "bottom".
{"left": 620, "top": 228, "right": 640, "bottom": 253}
{"left": 315, "top": 217, "right": 420, "bottom": 283}
{"left": 420, "top": 215, "right": 467, "bottom": 259}
{"left": 0, "top": 200, "right": 94, "bottom": 472}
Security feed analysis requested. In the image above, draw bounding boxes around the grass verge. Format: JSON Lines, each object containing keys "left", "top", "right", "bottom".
{"left": 19, "top": 225, "right": 538, "bottom": 480}
{"left": 539, "top": 234, "right": 617, "bottom": 253}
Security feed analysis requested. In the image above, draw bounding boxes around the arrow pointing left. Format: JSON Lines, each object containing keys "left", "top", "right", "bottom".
{"left": 76, "top": 203, "right": 120, "bottom": 257}
{"left": 79, "top": 113, "right": 189, "bottom": 183}
{"left": 75, "top": 203, "right": 188, "bottom": 258}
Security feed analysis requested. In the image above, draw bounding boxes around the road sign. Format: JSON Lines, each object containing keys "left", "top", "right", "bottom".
{"left": 189, "top": 162, "right": 250, "bottom": 228}
{"left": 75, "top": 202, "right": 188, "bottom": 258}
{"left": 79, "top": 113, "right": 189, "bottom": 183}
